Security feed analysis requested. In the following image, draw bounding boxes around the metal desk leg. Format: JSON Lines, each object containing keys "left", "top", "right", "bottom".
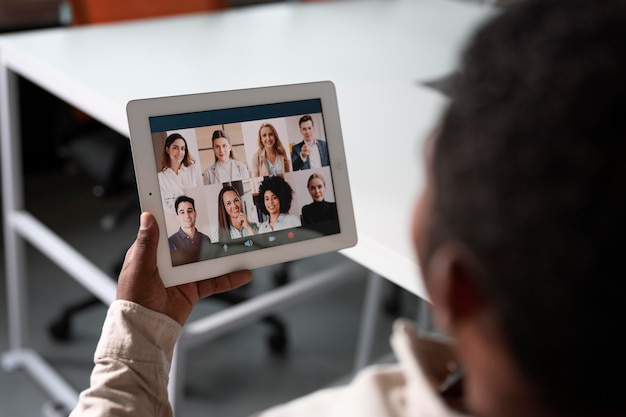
{"left": 417, "top": 297, "right": 435, "bottom": 334}
{"left": 168, "top": 261, "right": 363, "bottom": 416}
{"left": 0, "top": 60, "right": 27, "bottom": 354}
{"left": 353, "top": 271, "right": 384, "bottom": 373}
{"left": 1, "top": 63, "right": 82, "bottom": 412}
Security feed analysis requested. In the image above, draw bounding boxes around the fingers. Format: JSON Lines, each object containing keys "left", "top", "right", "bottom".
{"left": 301, "top": 144, "right": 309, "bottom": 157}
{"left": 196, "top": 270, "right": 253, "bottom": 299}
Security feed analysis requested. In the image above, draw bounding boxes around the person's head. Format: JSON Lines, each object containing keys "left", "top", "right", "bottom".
{"left": 412, "top": 1, "right": 626, "bottom": 416}
{"left": 299, "top": 115, "right": 314, "bottom": 142}
{"left": 161, "top": 133, "right": 195, "bottom": 170}
{"left": 174, "top": 195, "right": 197, "bottom": 231}
{"left": 257, "top": 123, "right": 277, "bottom": 150}
{"left": 212, "top": 129, "right": 234, "bottom": 163}
{"left": 257, "top": 123, "right": 288, "bottom": 162}
{"left": 217, "top": 186, "right": 243, "bottom": 228}
{"left": 257, "top": 176, "right": 293, "bottom": 217}
{"left": 307, "top": 173, "right": 326, "bottom": 202}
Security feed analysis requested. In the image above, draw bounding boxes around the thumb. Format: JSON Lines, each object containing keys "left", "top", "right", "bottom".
{"left": 130, "top": 212, "right": 160, "bottom": 267}
{"left": 117, "top": 212, "right": 161, "bottom": 300}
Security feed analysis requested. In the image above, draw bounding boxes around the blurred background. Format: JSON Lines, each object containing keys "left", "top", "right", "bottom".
{"left": 0, "top": 0, "right": 513, "bottom": 416}
{"left": 0, "top": 4, "right": 422, "bottom": 416}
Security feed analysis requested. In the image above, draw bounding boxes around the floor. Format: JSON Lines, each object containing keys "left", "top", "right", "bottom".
{"left": 0, "top": 167, "right": 423, "bottom": 417}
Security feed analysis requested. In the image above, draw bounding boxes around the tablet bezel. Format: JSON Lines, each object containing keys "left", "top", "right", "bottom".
{"left": 126, "top": 81, "right": 357, "bottom": 287}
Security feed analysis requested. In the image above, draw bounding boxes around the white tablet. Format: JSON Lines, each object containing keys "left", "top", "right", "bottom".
{"left": 126, "top": 81, "right": 357, "bottom": 287}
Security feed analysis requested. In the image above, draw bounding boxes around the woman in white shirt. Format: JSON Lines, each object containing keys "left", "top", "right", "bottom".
{"left": 256, "top": 175, "right": 301, "bottom": 233}
{"left": 250, "top": 123, "right": 291, "bottom": 177}
{"left": 203, "top": 130, "right": 250, "bottom": 185}
{"left": 157, "top": 133, "right": 203, "bottom": 211}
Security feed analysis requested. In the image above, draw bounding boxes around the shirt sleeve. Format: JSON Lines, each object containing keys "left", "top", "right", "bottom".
{"left": 69, "top": 300, "right": 182, "bottom": 417}
{"left": 291, "top": 146, "right": 306, "bottom": 171}
{"left": 257, "top": 319, "right": 465, "bottom": 417}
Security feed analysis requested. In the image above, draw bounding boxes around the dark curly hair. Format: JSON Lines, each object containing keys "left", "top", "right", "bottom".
{"left": 256, "top": 175, "right": 294, "bottom": 216}
{"left": 432, "top": 0, "right": 626, "bottom": 413}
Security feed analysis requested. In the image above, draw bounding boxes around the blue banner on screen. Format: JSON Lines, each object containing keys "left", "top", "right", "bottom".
{"left": 149, "top": 99, "right": 322, "bottom": 132}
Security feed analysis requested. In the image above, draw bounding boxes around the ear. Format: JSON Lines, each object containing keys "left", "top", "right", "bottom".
{"left": 425, "top": 242, "right": 487, "bottom": 334}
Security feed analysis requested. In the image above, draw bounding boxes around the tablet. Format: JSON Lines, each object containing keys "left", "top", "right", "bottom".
{"left": 126, "top": 81, "right": 357, "bottom": 287}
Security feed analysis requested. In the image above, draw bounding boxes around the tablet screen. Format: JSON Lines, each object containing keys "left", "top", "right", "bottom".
{"left": 150, "top": 99, "right": 342, "bottom": 267}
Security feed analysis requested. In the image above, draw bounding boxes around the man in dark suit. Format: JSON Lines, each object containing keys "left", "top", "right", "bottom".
{"left": 291, "top": 114, "right": 330, "bottom": 171}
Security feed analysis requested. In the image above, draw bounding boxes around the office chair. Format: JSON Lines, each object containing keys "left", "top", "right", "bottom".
{"left": 65, "top": 0, "right": 228, "bottom": 23}
{"left": 56, "top": 114, "right": 139, "bottom": 230}
{"left": 48, "top": 0, "right": 288, "bottom": 355}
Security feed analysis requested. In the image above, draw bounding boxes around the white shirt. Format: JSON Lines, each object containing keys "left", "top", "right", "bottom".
{"left": 157, "top": 164, "right": 203, "bottom": 212}
{"left": 266, "top": 156, "right": 286, "bottom": 175}
{"left": 300, "top": 140, "right": 322, "bottom": 169}
{"left": 203, "top": 159, "right": 250, "bottom": 185}
{"left": 258, "top": 213, "right": 302, "bottom": 233}
{"left": 211, "top": 222, "right": 258, "bottom": 242}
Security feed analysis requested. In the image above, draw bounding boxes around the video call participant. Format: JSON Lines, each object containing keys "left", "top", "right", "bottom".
{"left": 70, "top": 2, "right": 626, "bottom": 416}
{"left": 301, "top": 173, "right": 338, "bottom": 226}
{"left": 167, "top": 195, "right": 212, "bottom": 266}
{"left": 157, "top": 133, "right": 203, "bottom": 211}
{"left": 251, "top": 123, "right": 291, "bottom": 177}
{"left": 216, "top": 185, "right": 258, "bottom": 241}
{"left": 256, "top": 175, "right": 301, "bottom": 233}
{"left": 291, "top": 115, "right": 330, "bottom": 171}
{"left": 203, "top": 129, "right": 251, "bottom": 185}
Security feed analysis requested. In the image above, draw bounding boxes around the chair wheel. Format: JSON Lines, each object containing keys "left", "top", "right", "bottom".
{"left": 267, "top": 330, "right": 288, "bottom": 355}
{"left": 384, "top": 285, "right": 403, "bottom": 316}
{"left": 100, "top": 214, "right": 117, "bottom": 231}
{"left": 49, "top": 316, "right": 72, "bottom": 341}
{"left": 384, "top": 298, "right": 401, "bottom": 316}
{"left": 42, "top": 401, "right": 72, "bottom": 417}
{"left": 273, "top": 268, "right": 289, "bottom": 287}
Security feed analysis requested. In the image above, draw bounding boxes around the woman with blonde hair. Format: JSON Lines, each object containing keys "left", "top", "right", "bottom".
{"left": 250, "top": 123, "right": 291, "bottom": 177}
{"left": 301, "top": 172, "right": 338, "bottom": 225}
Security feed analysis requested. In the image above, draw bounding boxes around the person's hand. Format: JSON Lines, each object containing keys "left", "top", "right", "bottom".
{"left": 117, "top": 212, "right": 253, "bottom": 326}
{"left": 237, "top": 213, "right": 252, "bottom": 229}
{"left": 237, "top": 213, "right": 257, "bottom": 235}
{"left": 235, "top": 212, "right": 246, "bottom": 228}
{"left": 300, "top": 143, "right": 310, "bottom": 159}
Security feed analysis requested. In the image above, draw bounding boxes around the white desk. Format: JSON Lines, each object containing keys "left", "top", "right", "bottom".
{"left": 0, "top": 0, "right": 495, "bottom": 414}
